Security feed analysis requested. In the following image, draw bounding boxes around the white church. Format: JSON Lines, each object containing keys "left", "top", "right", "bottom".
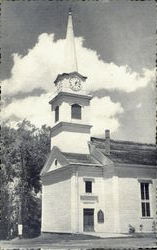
{"left": 40, "top": 9, "right": 156, "bottom": 234}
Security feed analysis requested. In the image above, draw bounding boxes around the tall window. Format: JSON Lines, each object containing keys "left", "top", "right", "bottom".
{"left": 140, "top": 182, "right": 150, "bottom": 217}
{"left": 71, "top": 104, "right": 81, "bottom": 119}
{"left": 55, "top": 106, "right": 59, "bottom": 122}
{"left": 85, "top": 181, "right": 92, "bottom": 193}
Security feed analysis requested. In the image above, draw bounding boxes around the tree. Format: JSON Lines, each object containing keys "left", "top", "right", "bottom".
{"left": 0, "top": 125, "right": 21, "bottom": 239}
{"left": 0, "top": 121, "right": 51, "bottom": 239}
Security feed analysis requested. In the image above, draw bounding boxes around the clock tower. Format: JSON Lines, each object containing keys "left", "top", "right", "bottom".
{"left": 49, "top": 9, "right": 92, "bottom": 154}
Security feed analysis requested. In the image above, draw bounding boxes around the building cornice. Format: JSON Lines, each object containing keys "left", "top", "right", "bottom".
{"left": 41, "top": 163, "right": 102, "bottom": 179}
{"left": 51, "top": 121, "right": 92, "bottom": 137}
{"left": 115, "top": 162, "right": 157, "bottom": 169}
{"left": 49, "top": 91, "right": 92, "bottom": 105}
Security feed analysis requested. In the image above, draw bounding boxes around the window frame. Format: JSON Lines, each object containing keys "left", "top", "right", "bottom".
{"left": 71, "top": 104, "right": 82, "bottom": 120}
{"left": 85, "top": 181, "right": 92, "bottom": 193}
{"left": 97, "top": 210, "right": 104, "bottom": 223}
{"left": 55, "top": 106, "right": 59, "bottom": 122}
{"left": 140, "top": 182, "right": 151, "bottom": 218}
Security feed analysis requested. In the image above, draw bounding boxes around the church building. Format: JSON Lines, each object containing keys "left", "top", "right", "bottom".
{"left": 40, "top": 9, "right": 156, "bottom": 234}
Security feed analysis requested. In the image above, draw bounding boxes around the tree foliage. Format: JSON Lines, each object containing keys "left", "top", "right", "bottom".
{"left": 0, "top": 120, "right": 51, "bottom": 239}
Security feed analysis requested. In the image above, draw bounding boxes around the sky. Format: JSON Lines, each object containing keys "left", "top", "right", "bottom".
{"left": 1, "top": 0, "right": 156, "bottom": 143}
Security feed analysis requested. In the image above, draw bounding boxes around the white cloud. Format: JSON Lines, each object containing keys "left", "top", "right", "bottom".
{"left": 1, "top": 32, "right": 154, "bottom": 135}
{"left": 2, "top": 94, "right": 123, "bottom": 136}
{"left": 91, "top": 96, "right": 123, "bottom": 135}
{"left": 2, "top": 93, "right": 52, "bottom": 128}
{"left": 136, "top": 103, "right": 142, "bottom": 108}
{"left": 2, "top": 34, "right": 66, "bottom": 95}
{"left": 2, "top": 33, "right": 155, "bottom": 96}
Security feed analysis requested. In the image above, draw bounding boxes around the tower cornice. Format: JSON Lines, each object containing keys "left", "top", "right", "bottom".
{"left": 49, "top": 91, "right": 92, "bottom": 105}
{"left": 51, "top": 121, "right": 92, "bottom": 137}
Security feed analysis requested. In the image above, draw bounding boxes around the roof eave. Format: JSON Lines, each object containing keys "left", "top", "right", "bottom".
{"left": 115, "top": 162, "right": 157, "bottom": 169}
{"left": 68, "top": 162, "right": 103, "bottom": 167}
{"left": 54, "top": 72, "right": 87, "bottom": 84}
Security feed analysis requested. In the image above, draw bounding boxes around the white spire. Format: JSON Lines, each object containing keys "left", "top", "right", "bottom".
{"left": 65, "top": 8, "right": 78, "bottom": 72}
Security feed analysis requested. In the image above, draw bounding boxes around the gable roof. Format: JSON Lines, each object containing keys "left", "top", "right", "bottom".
{"left": 40, "top": 146, "right": 69, "bottom": 175}
{"left": 91, "top": 137, "right": 157, "bottom": 166}
{"left": 41, "top": 146, "right": 102, "bottom": 176}
{"left": 41, "top": 136, "right": 156, "bottom": 176}
{"left": 62, "top": 152, "right": 102, "bottom": 165}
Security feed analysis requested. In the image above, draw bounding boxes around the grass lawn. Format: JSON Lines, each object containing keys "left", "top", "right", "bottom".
{"left": 0, "top": 233, "right": 156, "bottom": 249}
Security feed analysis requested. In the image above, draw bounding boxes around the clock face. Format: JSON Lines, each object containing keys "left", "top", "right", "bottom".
{"left": 69, "top": 77, "right": 82, "bottom": 91}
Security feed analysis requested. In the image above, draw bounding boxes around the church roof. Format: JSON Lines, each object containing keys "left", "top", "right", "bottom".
{"left": 41, "top": 137, "right": 156, "bottom": 177}
{"left": 40, "top": 146, "right": 102, "bottom": 176}
{"left": 90, "top": 137, "right": 157, "bottom": 166}
{"left": 41, "top": 138, "right": 156, "bottom": 177}
{"left": 62, "top": 152, "right": 102, "bottom": 165}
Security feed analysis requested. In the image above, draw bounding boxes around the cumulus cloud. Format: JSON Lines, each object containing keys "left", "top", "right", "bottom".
{"left": 1, "top": 32, "right": 154, "bottom": 135}
{"left": 2, "top": 94, "right": 123, "bottom": 135}
{"left": 2, "top": 93, "right": 52, "bottom": 128}
{"left": 2, "top": 34, "right": 65, "bottom": 95}
{"left": 91, "top": 96, "right": 123, "bottom": 135}
{"left": 2, "top": 33, "right": 155, "bottom": 96}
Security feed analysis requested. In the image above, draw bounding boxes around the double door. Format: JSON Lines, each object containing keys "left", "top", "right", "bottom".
{"left": 83, "top": 208, "right": 94, "bottom": 232}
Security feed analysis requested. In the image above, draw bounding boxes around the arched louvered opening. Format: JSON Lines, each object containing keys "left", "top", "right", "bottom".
{"left": 71, "top": 104, "right": 81, "bottom": 119}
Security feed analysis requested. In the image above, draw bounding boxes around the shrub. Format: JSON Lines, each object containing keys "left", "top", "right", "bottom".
{"left": 128, "top": 224, "right": 135, "bottom": 234}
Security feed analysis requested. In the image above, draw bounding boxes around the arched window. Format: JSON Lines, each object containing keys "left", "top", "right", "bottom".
{"left": 55, "top": 106, "right": 59, "bottom": 122}
{"left": 97, "top": 210, "right": 104, "bottom": 223}
{"left": 71, "top": 104, "right": 81, "bottom": 119}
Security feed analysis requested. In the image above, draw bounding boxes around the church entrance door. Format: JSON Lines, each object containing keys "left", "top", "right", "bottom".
{"left": 83, "top": 208, "right": 94, "bottom": 232}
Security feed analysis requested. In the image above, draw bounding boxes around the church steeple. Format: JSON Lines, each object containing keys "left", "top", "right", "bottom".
{"left": 65, "top": 8, "right": 78, "bottom": 72}
{"left": 54, "top": 9, "right": 87, "bottom": 94}
{"left": 50, "top": 9, "right": 92, "bottom": 154}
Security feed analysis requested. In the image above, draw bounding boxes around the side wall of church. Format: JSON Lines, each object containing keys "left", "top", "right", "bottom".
{"left": 41, "top": 176, "right": 71, "bottom": 233}
{"left": 117, "top": 166, "right": 156, "bottom": 233}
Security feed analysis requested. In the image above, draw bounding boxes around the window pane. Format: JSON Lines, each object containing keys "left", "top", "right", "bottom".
{"left": 141, "top": 202, "right": 146, "bottom": 217}
{"left": 55, "top": 106, "right": 59, "bottom": 122}
{"left": 71, "top": 104, "right": 81, "bottom": 119}
{"left": 85, "top": 181, "right": 92, "bottom": 193}
{"left": 145, "top": 183, "right": 149, "bottom": 200}
{"left": 146, "top": 202, "right": 150, "bottom": 217}
{"left": 140, "top": 183, "right": 144, "bottom": 200}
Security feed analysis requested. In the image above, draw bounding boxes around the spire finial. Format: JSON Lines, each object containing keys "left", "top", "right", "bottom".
{"left": 69, "top": 7, "right": 72, "bottom": 15}
{"left": 65, "top": 8, "right": 78, "bottom": 72}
